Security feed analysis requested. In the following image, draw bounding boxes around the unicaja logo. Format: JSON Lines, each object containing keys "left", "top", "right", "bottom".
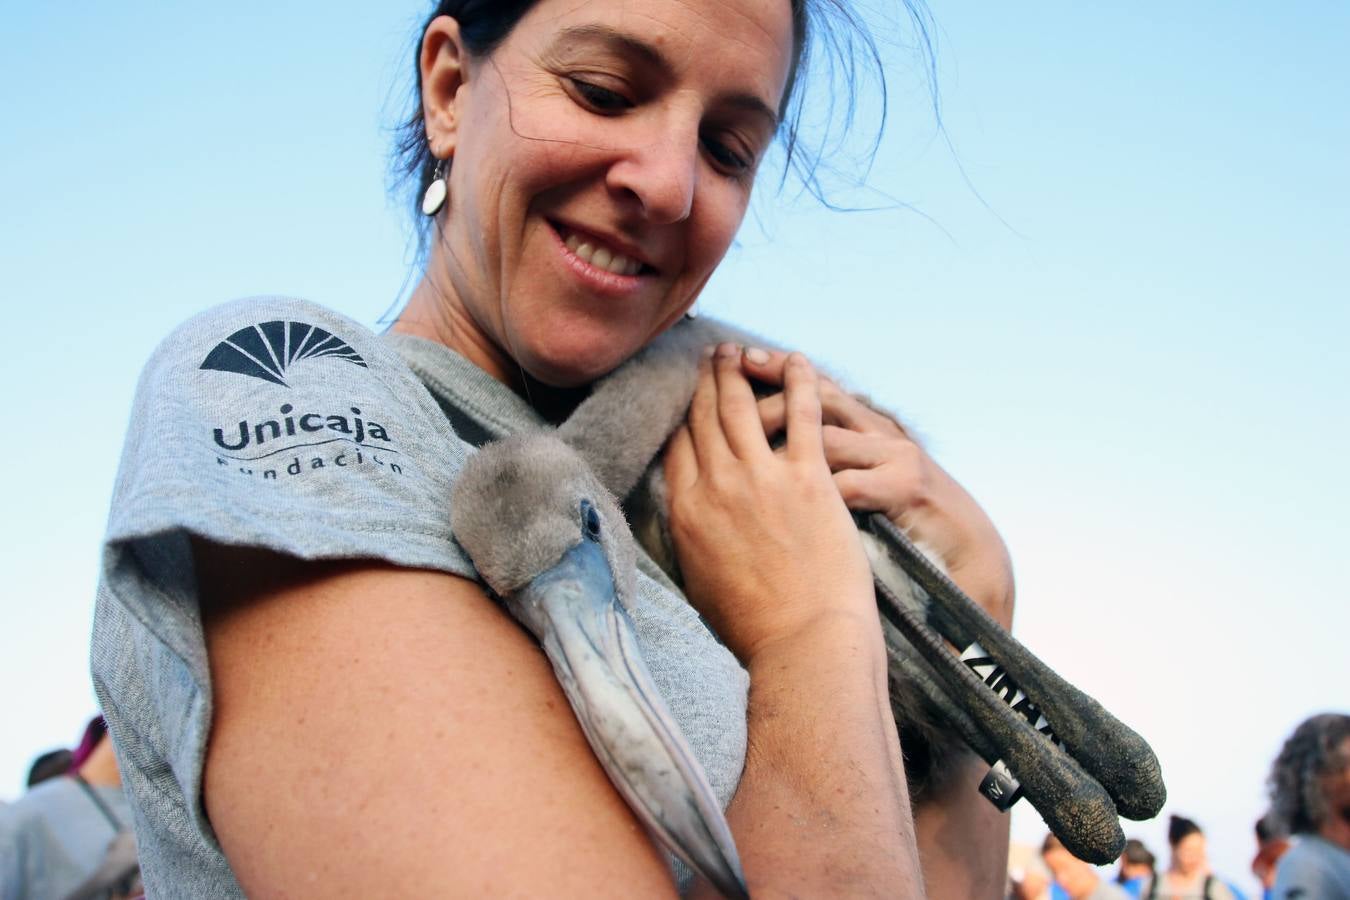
{"left": 200, "top": 320, "right": 367, "bottom": 387}
{"left": 210, "top": 404, "right": 404, "bottom": 480}
{"left": 199, "top": 320, "right": 406, "bottom": 481}
{"left": 213, "top": 404, "right": 391, "bottom": 452}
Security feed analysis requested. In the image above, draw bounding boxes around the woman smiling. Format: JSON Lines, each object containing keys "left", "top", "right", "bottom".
{"left": 91, "top": 0, "right": 1015, "bottom": 895}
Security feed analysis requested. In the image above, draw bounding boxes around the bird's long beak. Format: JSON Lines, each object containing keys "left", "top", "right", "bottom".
{"left": 511, "top": 539, "right": 749, "bottom": 900}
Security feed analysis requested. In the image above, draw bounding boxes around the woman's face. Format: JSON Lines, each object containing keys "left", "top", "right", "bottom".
{"left": 424, "top": 0, "right": 793, "bottom": 386}
{"left": 1172, "top": 832, "right": 1206, "bottom": 876}
{"left": 1320, "top": 746, "right": 1350, "bottom": 850}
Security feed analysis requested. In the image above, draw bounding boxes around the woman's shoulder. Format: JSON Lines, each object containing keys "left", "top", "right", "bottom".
{"left": 1274, "top": 836, "right": 1350, "bottom": 892}
{"left": 144, "top": 295, "right": 379, "bottom": 384}
{"left": 107, "top": 295, "right": 479, "bottom": 572}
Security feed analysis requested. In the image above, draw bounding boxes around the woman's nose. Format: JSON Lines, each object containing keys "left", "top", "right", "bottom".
{"left": 605, "top": 131, "right": 699, "bottom": 225}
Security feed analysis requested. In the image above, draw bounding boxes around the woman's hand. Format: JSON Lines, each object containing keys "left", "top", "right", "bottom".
{"left": 666, "top": 343, "right": 924, "bottom": 896}
{"left": 736, "top": 346, "right": 1016, "bottom": 897}
{"left": 742, "top": 347, "right": 1015, "bottom": 628}
{"left": 663, "top": 342, "right": 879, "bottom": 664}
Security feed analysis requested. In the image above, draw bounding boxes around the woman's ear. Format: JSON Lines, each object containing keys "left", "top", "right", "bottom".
{"left": 421, "top": 16, "right": 469, "bottom": 157}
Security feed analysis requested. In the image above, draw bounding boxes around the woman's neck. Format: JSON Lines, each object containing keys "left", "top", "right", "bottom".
{"left": 392, "top": 274, "right": 591, "bottom": 425}
{"left": 393, "top": 274, "right": 515, "bottom": 386}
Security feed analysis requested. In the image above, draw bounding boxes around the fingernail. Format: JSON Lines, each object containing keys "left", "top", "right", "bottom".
{"left": 702, "top": 344, "right": 717, "bottom": 358}
{"left": 744, "top": 346, "right": 770, "bottom": 365}
{"left": 716, "top": 341, "right": 739, "bottom": 358}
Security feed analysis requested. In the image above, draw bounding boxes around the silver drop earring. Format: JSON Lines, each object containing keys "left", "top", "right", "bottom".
{"left": 421, "top": 158, "right": 449, "bottom": 217}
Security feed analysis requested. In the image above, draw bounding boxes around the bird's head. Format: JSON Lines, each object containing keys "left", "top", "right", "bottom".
{"left": 450, "top": 431, "right": 637, "bottom": 607}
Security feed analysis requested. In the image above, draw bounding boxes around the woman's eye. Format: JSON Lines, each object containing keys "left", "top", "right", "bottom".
{"left": 702, "top": 137, "right": 753, "bottom": 176}
{"left": 570, "top": 78, "right": 632, "bottom": 113}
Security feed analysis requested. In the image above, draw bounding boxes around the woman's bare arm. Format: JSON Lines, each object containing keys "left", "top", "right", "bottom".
{"left": 669, "top": 347, "right": 925, "bottom": 897}
{"left": 706, "top": 618, "right": 921, "bottom": 898}
{"left": 743, "top": 347, "right": 1017, "bottom": 898}
{"left": 196, "top": 544, "right": 679, "bottom": 897}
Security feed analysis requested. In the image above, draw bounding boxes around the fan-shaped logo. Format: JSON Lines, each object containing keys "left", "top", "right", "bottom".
{"left": 200, "top": 321, "right": 367, "bottom": 387}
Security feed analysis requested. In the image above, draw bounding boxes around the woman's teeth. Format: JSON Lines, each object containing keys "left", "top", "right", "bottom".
{"left": 563, "top": 231, "right": 642, "bottom": 276}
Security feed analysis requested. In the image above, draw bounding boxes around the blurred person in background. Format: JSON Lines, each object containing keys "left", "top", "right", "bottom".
{"left": 1117, "top": 838, "right": 1158, "bottom": 898}
{"left": 0, "top": 717, "right": 141, "bottom": 900}
{"left": 1266, "top": 712, "right": 1350, "bottom": 899}
{"left": 1037, "top": 833, "right": 1132, "bottom": 900}
{"left": 1008, "top": 839, "right": 1056, "bottom": 900}
{"left": 25, "top": 750, "right": 75, "bottom": 790}
{"left": 1250, "top": 813, "right": 1290, "bottom": 900}
{"left": 1009, "top": 865, "right": 1056, "bottom": 900}
{"left": 1143, "top": 815, "right": 1243, "bottom": 900}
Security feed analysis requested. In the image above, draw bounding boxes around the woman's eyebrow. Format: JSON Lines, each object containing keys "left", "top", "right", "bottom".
{"left": 554, "top": 24, "right": 671, "bottom": 74}
{"left": 551, "top": 23, "right": 779, "bottom": 128}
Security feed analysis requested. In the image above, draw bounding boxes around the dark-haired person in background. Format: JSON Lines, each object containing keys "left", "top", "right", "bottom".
{"left": 1041, "top": 833, "right": 1132, "bottom": 900}
{"left": 88, "top": 0, "right": 1017, "bottom": 896}
{"left": 1251, "top": 813, "right": 1290, "bottom": 900}
{"left": 0, "top": 717, "right": 141, "bottom": 900}
{"left": 1117, "top": 838, "right": 1158, "bottom": 898}
{"left": 1266, "top": 712, "right": 1350, "bottom": 899}
{"left": 1144, "top": 815, "right": 1241, "bottom": 900}
{"left": 25, "top": 749, "right": 74, "bottom": 790}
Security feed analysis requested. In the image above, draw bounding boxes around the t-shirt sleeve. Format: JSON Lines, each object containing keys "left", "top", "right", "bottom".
{"left": 105, "top": 296, "right": 476, "bottom": 575}
{"left": 1273, "top": 840, "right": 1350, "bottom": 900}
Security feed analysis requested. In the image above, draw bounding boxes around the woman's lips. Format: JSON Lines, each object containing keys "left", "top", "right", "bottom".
{"left": 560, "top": 226, "right": 643, "bottom": 275}
{"left": 549, "top": 221, "right": 652, "bottom": 293}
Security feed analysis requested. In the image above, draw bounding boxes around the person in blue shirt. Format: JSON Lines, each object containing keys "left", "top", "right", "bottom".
{"left": 1117, "top": 838, "right": 1158, "bottom": 898}
{"left": 1266, "top": 713, "right": 1350, "bottom": 900}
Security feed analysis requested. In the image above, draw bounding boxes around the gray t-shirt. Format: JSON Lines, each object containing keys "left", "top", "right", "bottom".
{"left": 1272, "top": 834, "right": 1350, "bottom": 900}
{"left": 1083, "top": 879, "right": 1133, "bottom": 900}
{"left": 0, "top": 777, "right": 133, "bottom": 900}
{"left": 1144, "top": 873, "right": 1239, "bottom": 900}
{"left": 91, "top": 297, "right": 748, "bottom": 896}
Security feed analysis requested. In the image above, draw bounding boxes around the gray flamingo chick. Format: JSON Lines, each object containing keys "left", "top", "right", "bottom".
{"left": 448, "top": 314, "right": 1165, "bottom": 872}
{"left": 449, "top": 428, "right": 748, "bottom": 899}
{"left": 543, "top": 316, "right": 1165, "bottom": 865}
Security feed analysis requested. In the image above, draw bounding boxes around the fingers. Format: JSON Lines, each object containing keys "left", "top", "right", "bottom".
{"left": 822, "top": 385, "right": 899, "bottom": 434}
{"left": 826, "top": 429, "right": 928, "bottom": 517}
{"left": 781, "top": 353, "right": 825, "bottom": 462}
{"left": 684, "top": 343, "right": 778, "bottom": 473}
{"left": 685, "top": 351, "right": 729, "bottom": 469}
{"left": 739, "top": 346, "right": 792, "bottom": 386}
{"left": 714, "top": 343, "right": 772, "bottom": 460}
{"left": 834, "top": 469, "right": 900, "bottom": 516}
{"left": 822, "top": 426, "right": 898, "bottom": 472}
{"left": 753, "top": 371, "right": 903, "bottom": 439}
{"left": 757, "top": 407, "right": 917, "bottom": 472}
{"left": 755, "top": 392, "right": 788, "bottom": 440}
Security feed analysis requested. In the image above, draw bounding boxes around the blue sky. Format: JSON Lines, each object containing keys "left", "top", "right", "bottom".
{"left": 2, "top": 1, "right": 1346, "bottom": 892}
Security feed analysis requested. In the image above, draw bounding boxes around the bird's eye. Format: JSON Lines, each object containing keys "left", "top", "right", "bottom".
{"left": 581, "top": 501, "right": 602, "bottom": 541}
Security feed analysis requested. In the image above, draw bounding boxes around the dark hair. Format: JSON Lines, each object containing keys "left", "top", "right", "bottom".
{"left": 390, "top": 0, "right": 935, "bottom": 256}
{"left": 1267, "top": 712, "right": 1350, "bottom": 835}
{"left": 1167, "top": 815, "right": 1202, "bottom": 846}
{"left": 1118, "top": 838, "right": 1156, "bottom": 875}
{"left": 1254, "top": 811, "right": 1288, "bottom": 843}
{"left": 26, "top": 748, "right": 74, "bottom": 788}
